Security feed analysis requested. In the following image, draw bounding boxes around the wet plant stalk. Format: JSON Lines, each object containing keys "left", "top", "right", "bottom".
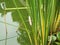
{"left": 4, "top": 11, "right": 8, "bottom": 45}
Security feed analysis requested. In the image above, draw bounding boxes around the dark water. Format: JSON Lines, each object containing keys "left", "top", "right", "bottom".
{"left": 0, "top": 12, "right": 19, "bottom": 45}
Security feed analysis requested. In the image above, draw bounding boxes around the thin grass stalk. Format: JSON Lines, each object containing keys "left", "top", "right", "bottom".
{"left": 4, "top": 11, "right": 7, "bottom": 45}
{"left": 0, "top": 0, "right": 8, "bottom": 45}
{"left": 4, "top": 7, "right": 28, "bottom": 10}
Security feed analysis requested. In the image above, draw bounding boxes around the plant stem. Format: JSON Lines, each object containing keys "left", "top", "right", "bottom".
{"left": 4, "top": 7, "right": 29, "bottom": 10}
{"left": 4, "top": 11, "right": 7, "bottom": 45}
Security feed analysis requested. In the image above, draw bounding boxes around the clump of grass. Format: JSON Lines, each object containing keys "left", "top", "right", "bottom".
{"left": 0, "top": 0, "right": 60, "bottom": 45}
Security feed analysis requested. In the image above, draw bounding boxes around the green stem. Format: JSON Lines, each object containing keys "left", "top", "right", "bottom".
{"left": 5, "top": 7, "right": 29, "bottom": 10}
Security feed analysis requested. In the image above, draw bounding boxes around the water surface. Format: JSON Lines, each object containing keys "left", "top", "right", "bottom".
{"left": 0, "top": 12, "right": 19, "bottom": 45}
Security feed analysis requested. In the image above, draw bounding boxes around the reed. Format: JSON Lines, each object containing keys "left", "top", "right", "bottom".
{"left": 0, "top": 0, "right": 60, "bottom": 45}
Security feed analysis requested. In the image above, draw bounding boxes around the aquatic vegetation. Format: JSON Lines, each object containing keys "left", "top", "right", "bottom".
{"left": 0, "top": 0, "right": 60, "bottom": 45}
